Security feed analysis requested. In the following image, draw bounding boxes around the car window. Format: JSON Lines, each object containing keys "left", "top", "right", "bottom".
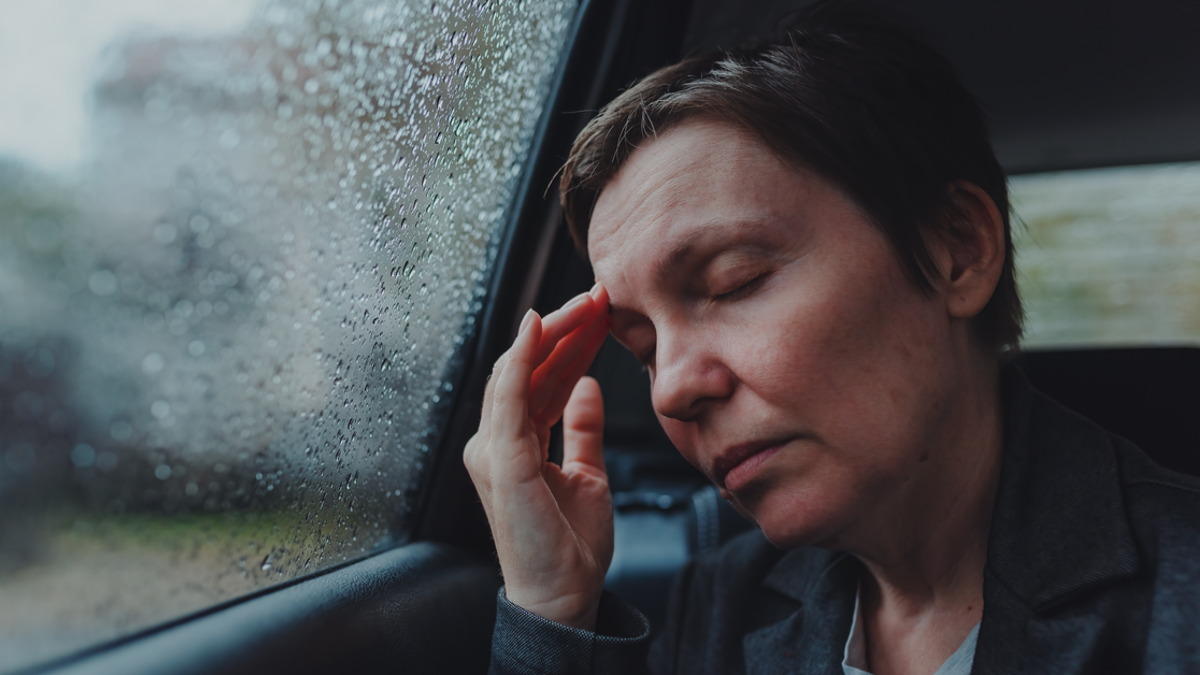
{"left": 0, "top": 0, "right": 575, "bottom": 671}
{"left": 1012, "top": 162, "right": 1200, "bottom": 348}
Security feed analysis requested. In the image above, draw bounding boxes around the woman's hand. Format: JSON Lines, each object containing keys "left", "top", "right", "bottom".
{"left": 463, "top": 284, "right": 612, "bottom": 630}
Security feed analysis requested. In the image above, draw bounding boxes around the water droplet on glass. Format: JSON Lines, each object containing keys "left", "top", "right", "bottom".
{"left": 151, "top": 400, "right": 171, "bottom": 419}
{"left": 110, "top": 420, "right": 134, "bottom": 442}
{"left": 154, "top": 223, "right": 177, "bottom": 245}
{"left": 189, "top": 215, "right": 211, "bottom": 234}
{"left": 96, "top": 451, "right": 119, "bottom": 472}
{"left": 24, "top": 348, "right": 56, "bottom": 377}
{"left": 89, "top": 270, "right": 118, "bottom": 296}
{"left": 70, "top": 444, "right": 96, "bottom": 468}
{"left": 142, "top": 352, "right": 165, "bottom": 374}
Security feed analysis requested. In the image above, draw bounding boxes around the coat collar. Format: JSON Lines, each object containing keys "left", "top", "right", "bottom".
{"left": 745, "top": 548, "right": 859, "bottom": 675}
{"left": 985, "top": 366, "right": 1139, "bottom": 611}
{"left": 741, "top": 367, "right": 1140, "bottom": 674}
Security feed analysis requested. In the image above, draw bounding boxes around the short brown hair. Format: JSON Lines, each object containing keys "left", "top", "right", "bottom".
{"left": 560, "top": 11, "right": 1022, "bottom": 352}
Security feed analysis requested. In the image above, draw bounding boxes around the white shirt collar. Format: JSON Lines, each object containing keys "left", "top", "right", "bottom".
{"left": 841, "top": 584, "right": 981, "bottom": 675}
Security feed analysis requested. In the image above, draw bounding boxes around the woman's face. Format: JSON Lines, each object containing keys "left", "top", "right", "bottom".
{"left": 589, "top": 120, "right": 969, "bottom": 549}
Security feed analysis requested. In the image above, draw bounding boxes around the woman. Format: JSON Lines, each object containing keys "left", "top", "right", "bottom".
{"left": 465, "top": 12, "right": 1200, "bottom": 675}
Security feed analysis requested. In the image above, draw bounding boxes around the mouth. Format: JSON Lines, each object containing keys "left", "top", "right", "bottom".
{"left": 711, "top": 438, "right": 793, "bottom": 492}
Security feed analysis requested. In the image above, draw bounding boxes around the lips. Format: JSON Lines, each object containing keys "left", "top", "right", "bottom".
{"left": 712, "top": 438, "right": 791, "bottom": 491}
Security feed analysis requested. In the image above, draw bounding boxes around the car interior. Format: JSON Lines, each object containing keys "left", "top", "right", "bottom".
{"left": 6, "top": 0, "right": 1199, "bottom": 673}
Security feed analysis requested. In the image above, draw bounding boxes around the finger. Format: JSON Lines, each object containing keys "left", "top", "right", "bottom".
{"left": 490, "top": 310, "right": 543, "bottom": 446}
{"left": 528, "top": 305, "right": 606, "bottom": 416}
{"left": 479, "top": 293, "right": 591, "bottom": 432}
{"left": 478, "top": 355, "right": 504, "bottom": 435}
{"left": 562, "top": 376, "right": 606, "bottom": 474}
{"left": 537, "top": 282, "right": 609, "bottom": 422}
{"left": 534, "top": 292, "right": 596, "bottom": 365}
{"left": 588, "top": 281, "right": 610, "bottom": 314}
{"left": 531, "top": 312, "right": 609, "bottom": 426}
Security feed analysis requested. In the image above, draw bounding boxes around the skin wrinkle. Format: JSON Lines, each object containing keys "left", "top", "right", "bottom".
{"left": 588, "top": 119, "right": 1005, "bottom": 675}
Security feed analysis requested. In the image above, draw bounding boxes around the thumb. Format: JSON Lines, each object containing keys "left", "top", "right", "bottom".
{"left": 562, "top": 376, "right": 605, "bottom": 474}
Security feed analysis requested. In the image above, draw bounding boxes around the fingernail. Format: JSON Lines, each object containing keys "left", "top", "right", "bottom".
{"left": 589, "top": 282, "right": 602, "bottom": 296}
{"left": 562, "top": 291, "right": 589, "bottom": 310}
{"left": 519, "top": 309, "right": 537, "bottom": 335}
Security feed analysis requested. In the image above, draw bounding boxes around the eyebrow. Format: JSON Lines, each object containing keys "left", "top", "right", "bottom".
{"left": 653, "top": 229, "right": 707, "bottom": 288}
{"left": 652, "top": 216, "right": 790, "bottom": 287}
{"left": 606, "top": 215, "right": 794, "bottom": 317}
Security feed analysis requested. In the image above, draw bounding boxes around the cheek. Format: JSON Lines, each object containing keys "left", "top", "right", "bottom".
{"left": 792, "top": 249, "right": 939, "bottom": 382}
{"left": 737, "top": 246, "right": 951, "bottom": 462}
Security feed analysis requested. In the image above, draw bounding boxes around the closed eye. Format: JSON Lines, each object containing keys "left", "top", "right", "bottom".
{"left": 714, "top": 272, "right": 770, "bottom": 302}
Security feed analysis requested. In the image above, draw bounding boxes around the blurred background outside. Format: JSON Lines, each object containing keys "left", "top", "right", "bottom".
{"left": 1013, "top": 162, "right": 1200, "bottom": 349}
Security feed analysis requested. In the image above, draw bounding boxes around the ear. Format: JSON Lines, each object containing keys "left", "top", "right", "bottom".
{"left": 932, "top": 181, "right": 1006, "bottom": 321}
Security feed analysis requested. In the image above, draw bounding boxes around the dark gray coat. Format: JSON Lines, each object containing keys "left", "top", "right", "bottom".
{"left": 489, "top": 370, "right": 1200, "bottom": 674}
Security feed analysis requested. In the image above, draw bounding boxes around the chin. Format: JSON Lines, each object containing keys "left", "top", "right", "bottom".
{"left": 755, "top": 520, "right": 829, "bottom": 550}
{"left": 733, "top": 485, "right": 845, "bottom": 550}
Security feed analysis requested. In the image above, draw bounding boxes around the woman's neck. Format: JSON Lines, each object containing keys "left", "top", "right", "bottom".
{"left": 849, "top": 357, "right": 1004, "bottom": 675}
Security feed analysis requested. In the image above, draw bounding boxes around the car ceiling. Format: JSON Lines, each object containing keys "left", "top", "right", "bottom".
{"left": 683, "top": 0, "right": 1200, "bottom": 175}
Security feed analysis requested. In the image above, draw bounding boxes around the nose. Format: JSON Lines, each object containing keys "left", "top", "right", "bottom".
{"left": 650, "top": 328, "right": 735, "bottom": 423}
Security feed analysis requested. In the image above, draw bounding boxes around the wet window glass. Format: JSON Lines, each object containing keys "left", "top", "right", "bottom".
{"left": 1012, "top": 162, "right": 1200, "bottom": 348}
{"left": 0, "top": 0, "right": 574, "bottom": 670}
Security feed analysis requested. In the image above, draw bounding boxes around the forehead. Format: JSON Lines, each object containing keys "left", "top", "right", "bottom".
{"left": 587, "top": 120, "right": 808, "bottom": 280}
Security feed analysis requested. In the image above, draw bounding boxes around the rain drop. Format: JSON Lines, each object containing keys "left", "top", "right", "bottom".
{"left": 88, "top": 270, "right": 118, "bottom": 296}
